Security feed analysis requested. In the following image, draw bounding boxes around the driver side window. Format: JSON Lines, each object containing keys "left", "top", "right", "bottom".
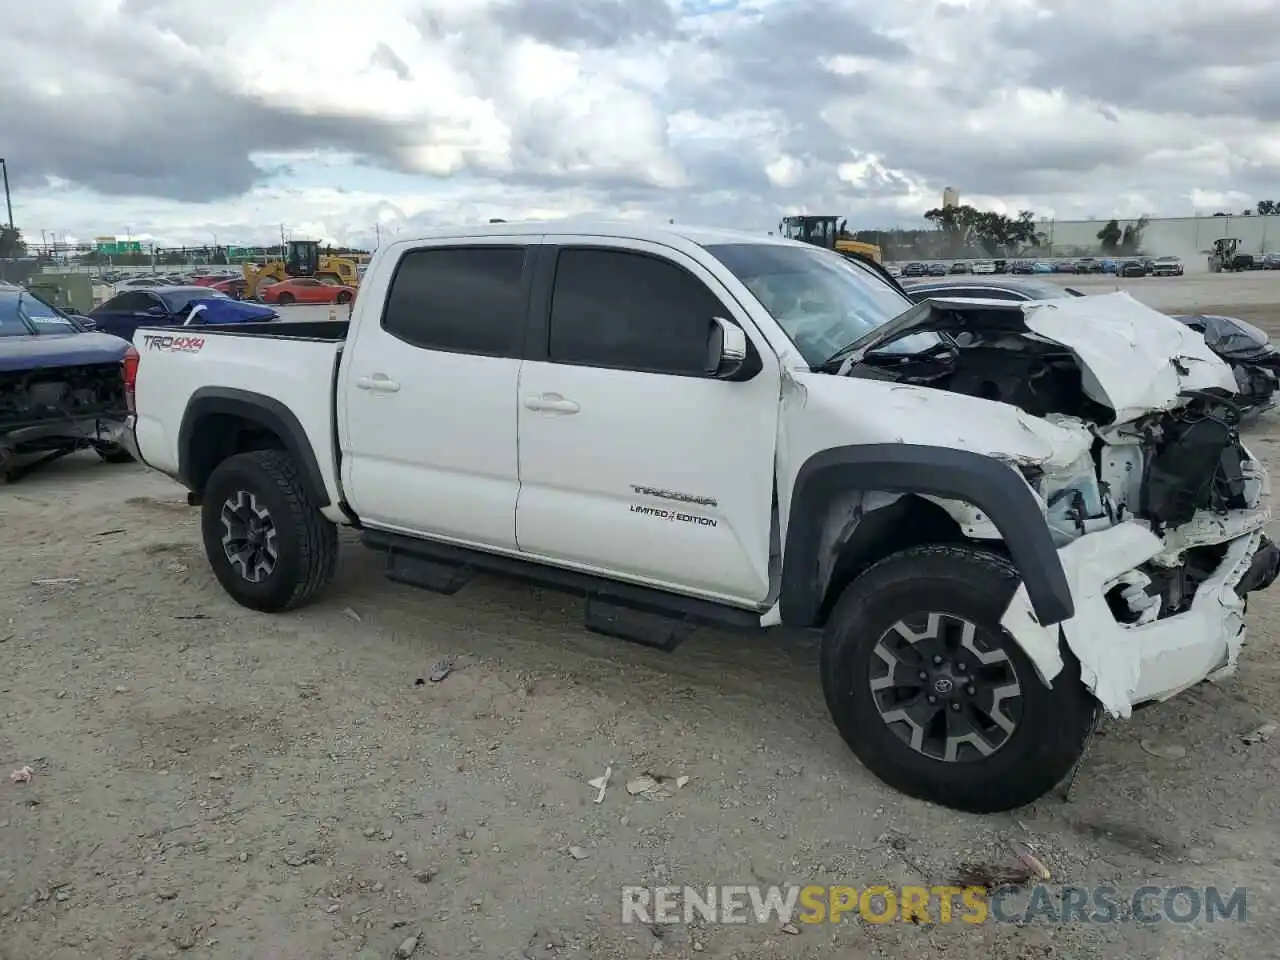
{"left": 547, "top": 247, "right": 731, "bottom": 377}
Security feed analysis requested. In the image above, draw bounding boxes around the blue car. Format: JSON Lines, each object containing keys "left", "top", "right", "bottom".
{"left": 1031, "top": 262, "right": 1053, "bottom": 274}
{"left": 88, "top": 285, "right": 277, "bottom": 341}
{"left": 1, "top": 287, "right": 136, "bottom": 480}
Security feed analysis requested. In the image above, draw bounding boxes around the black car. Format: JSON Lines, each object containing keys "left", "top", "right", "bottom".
{"left": 901, "top": 276, "right": 1086, "bottom": 304}
{"left": 1171, "top": 314, "right": 1279, "bottom": 417}
{"left": 901, "top": 262, "right": 928, "bottom": 277}
{"left": 1119, "top": 259, "right": 1147, "bottom": 278}
{"left": 948, "top": 261, "right": 971, "bottom": 275}
{"left": 927, "top": 263, "right": 948, "bottom": 276}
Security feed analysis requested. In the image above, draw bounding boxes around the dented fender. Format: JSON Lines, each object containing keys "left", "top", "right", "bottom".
{"left": 780, "top": 443, "right": 1073, "bottom": 628}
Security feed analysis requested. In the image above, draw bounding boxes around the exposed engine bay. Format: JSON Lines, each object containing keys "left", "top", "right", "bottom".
{"left": 1, "top": 362, "right": 129, "bottom": 480}
{"left": 843, "top": 293, "right": 1277, "bottom": 632}
{"left": 1, "top": 362, "right": 128, "bottom": 435}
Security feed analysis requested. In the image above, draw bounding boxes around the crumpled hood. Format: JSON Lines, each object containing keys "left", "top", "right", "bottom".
{"left": 0, "top": 331, "right": 132, "bottom": 373}
{"left": 1023, "top": 292, "right": 1237, "bottom": 421}
{"left": 841, "top": 290, "right": 1237, "bottom": 423}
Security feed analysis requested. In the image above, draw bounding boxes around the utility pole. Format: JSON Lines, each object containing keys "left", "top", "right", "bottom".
{"left": 375, "top": 222, "right": 381, "bottom": 247}
{"left": 0, "top": 158, "right": 12, "bottom": 229}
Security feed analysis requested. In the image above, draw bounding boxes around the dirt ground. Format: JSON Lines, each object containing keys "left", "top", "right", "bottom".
{"left": 4, "top": 276, "right": 1280, "bottom": 960}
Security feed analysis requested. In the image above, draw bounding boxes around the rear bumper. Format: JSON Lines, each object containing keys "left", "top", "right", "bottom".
{"left": 117, "top": 413, "right": 143, "bottom": 461}
{"left": 2, "top": 415, "right": 127, "bottom": 451}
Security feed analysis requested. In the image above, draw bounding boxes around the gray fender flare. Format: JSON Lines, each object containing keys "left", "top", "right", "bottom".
{"left": 780, "top": 444, "right": 1072, "bottom": 627}
{"left": 177, "top": 386, "right": 330, "bottom": 507}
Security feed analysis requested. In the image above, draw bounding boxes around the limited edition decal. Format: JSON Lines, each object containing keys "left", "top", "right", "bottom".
{"left": 141, "top": 333, "right": 206, "bottom": 353}
{"left": 630, "top": 504, "right": 718, "bottom": 528}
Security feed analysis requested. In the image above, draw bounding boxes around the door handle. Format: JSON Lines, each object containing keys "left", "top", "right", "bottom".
{"left": 524, "top": 393, "right": 580, "bottom": 414}
{"left": 356, "top": 374, "right": 400, "bottom": 393}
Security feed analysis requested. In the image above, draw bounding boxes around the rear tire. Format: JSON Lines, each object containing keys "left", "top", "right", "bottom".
{"left": 200, "top": 449, "right": 338, "bottom": 613}
{"left": 820, "top": 544, "right": 1096, "bottom": 813}
{"left": 335, "top": 291, "right": 352, "bottom": 304}
{"left": 276, "top": 292, "right": 294, "bottom": 306}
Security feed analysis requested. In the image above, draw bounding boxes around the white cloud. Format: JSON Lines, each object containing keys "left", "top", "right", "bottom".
{"left": 2, "top": 0, "right": 1279, "bottom": 250}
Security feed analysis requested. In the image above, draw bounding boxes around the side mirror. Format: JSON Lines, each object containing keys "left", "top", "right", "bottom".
{"left": 146, "top": 304, "right": 167, "bottom": 316}
{"left": 705, "top": 316, "right": 748, "bottom": 378}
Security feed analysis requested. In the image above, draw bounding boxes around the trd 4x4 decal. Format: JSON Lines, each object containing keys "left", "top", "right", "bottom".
{"left": 141, "top": 334, "right": 205, "bottom": 353}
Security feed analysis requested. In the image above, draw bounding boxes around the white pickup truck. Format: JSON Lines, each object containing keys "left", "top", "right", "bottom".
{"left": 120, "top": 222, "right": 1279, "bottom": 813}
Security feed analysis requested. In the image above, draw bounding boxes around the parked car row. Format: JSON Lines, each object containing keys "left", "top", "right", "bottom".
{"left": 890, "top": 255, "right": 1191, "bottom": 278}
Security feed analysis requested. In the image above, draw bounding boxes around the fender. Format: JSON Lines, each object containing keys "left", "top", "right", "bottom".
{"left": 780, "top": 444, "right": 1073, "bottom": 627}
{"left": 177, "top": 386, "right": 330, "bottom": 508}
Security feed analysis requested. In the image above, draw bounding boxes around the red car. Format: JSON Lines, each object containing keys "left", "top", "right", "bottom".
{"left": 209, "top": 277, "right": 248, "bottom": 299}
{"left": 260, "top": 277, "right": 356, "bottom": 306}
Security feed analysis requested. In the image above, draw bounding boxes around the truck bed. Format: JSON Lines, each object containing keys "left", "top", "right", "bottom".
{"left": 179, "top": 320, "right": 350, "bottom": 341}
{"left": 131, "top": 321, "right": 348, "bottom": 507}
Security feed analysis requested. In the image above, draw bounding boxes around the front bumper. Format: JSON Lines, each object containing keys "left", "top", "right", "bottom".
{"left": 1001, "top": 515, "right": 1275, "bottom": 718}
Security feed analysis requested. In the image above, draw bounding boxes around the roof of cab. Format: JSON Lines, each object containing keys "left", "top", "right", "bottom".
{"left": 385, "top": 220, "right": 786, "bottom": 250}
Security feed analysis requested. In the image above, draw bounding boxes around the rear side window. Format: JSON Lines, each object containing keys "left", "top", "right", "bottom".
{"left": 383, "top": 246, "right": 526, "bottom": 357}
{"left": 548, "top": 248, "right": 723, "bottom": 375}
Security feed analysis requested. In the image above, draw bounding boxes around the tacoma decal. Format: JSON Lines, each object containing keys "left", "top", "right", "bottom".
{"left": 630, "top": 504, "right": 718, "bottom": 528}
{"left": 141, "top": 333, "right": 205, "bottom": 353}
{"left": 630, "top": 484, "right": 718, "bottom": 508}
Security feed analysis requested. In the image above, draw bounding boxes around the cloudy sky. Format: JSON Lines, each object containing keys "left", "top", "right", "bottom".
{"left": 3, "top": 0, "right": 1278, "bottom": 249}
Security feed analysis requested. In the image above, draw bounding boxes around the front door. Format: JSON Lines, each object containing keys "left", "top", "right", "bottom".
{"left": 514, "top": 238, "right": 780, "bottom": 606}
{"left": 338, "top": 240, "right": 536, "bottom": 550}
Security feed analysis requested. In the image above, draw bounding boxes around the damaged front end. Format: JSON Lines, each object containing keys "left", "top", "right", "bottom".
{"left": 0, "top": 362, "right": 130, "bottom": 480}
{"left": 843, "top": 292, "right": 1278, "bottom": 717}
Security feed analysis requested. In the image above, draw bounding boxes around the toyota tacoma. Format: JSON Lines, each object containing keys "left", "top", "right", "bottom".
{"left": 117, "top": 223, "right": 1279, "bottom": 813}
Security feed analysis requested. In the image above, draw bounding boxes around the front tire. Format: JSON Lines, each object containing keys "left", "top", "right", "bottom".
{"left": 276, "top": 292, "right": 295, "bottom": 306}
{"left": 820, "top": 544, "right": 1096, "bottom": 813}
{"left": 200, "top": 449, "right": 338, "bottom": 613}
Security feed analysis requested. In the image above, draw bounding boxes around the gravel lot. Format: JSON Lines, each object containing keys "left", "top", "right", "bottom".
{"left": 4, "top": 276, "right": 1280, "bottom": 959}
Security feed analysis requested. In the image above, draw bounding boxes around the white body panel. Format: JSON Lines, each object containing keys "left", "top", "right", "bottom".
{"left": 513, "top": 235, "right": 779, "bottom": 605}
{"left": 336, "top": 237, "right": 526, "bottom": 551}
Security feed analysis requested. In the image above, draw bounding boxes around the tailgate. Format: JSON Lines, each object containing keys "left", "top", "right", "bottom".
{"left": 131, "top": 325, "right": 345, "bottom": 500}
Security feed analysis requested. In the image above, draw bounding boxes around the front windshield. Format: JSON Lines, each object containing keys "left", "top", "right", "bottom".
{"left": 0, "top": 291, "right": 81, "bottom": 337}
{"left": 706, "top": 242, "right": 937, "bottom": 366}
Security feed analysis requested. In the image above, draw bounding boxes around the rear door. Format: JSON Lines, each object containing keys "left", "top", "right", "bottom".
{"left": 513, "top": 238, "right": 780, "bottom": 605}
{"left": 338, "top": 239, "right": 537, "bottom": 550}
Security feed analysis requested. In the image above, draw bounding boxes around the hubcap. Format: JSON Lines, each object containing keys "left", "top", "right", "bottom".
{"left": 219, "top": 490, "right": 279, "bottom": 583}
{"left": 867, "top": 612, "right": 1023, "bottom": 763}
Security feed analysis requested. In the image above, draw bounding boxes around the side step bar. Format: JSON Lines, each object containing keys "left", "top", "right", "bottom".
{"left": 361, "top": 529, "right": 764, "bottom": 651}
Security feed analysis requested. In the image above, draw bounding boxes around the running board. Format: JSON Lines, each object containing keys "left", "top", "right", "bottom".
{"left": 361, "top": 529, "right": 763, "bottom": 651}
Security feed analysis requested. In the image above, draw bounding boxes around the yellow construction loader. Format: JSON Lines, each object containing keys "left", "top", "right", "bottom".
{"left": 779, "top": 215, "right": 883, "bottom": 262}
{"left": 242, "top": 240, "right": 362, "bottom": 299}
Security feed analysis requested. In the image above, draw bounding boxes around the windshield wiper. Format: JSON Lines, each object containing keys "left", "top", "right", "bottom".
{"left": 820, "top": 337, "right": 953, "bottom": 373}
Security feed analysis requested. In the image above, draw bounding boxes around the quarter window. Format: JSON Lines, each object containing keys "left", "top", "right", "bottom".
{"left": 547, "top": 248, "right": 724, "bottom": 375}
{"left": 382, "top": 246, "right": 527, "bottom": 357}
